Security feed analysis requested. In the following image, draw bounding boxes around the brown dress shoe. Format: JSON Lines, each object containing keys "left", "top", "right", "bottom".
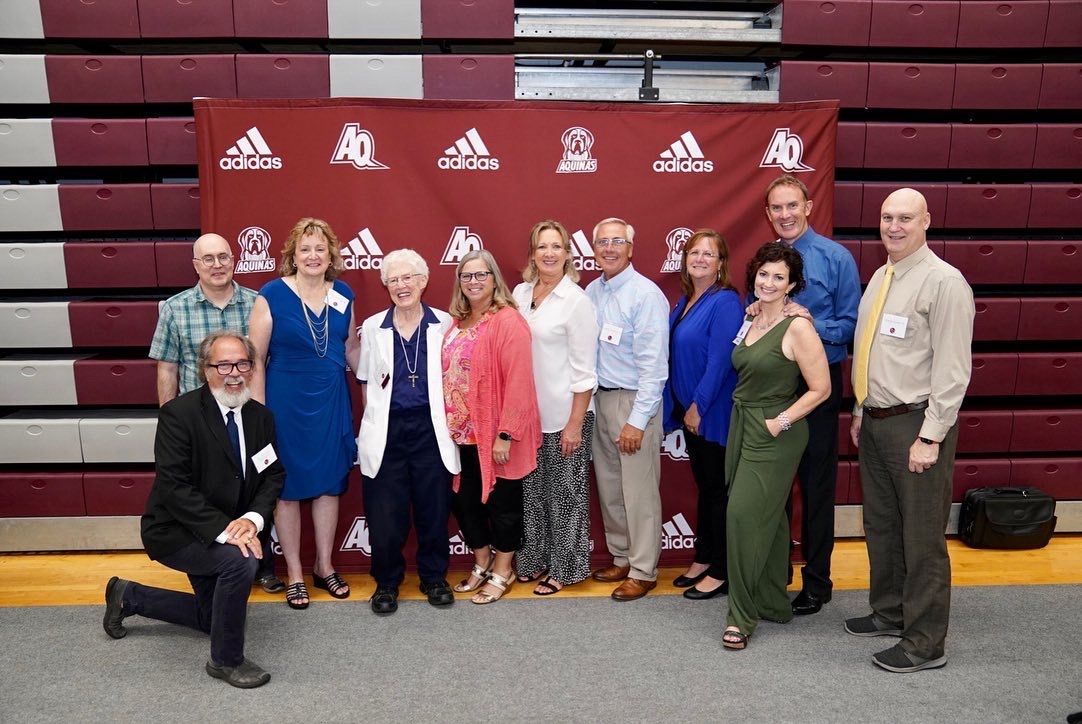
{"left": 592, "top": 564, "right": 631, "bottom": 583}
{"left": 611, "top": 577, "right": 657, "bottom": 601}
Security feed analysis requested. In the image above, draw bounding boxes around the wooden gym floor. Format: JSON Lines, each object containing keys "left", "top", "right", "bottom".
{"left": 1, "top": 536, "right": 1080, "bottom": 607}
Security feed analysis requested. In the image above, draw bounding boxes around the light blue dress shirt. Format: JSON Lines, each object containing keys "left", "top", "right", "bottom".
{"left": 585, "top": 264, "right": 670, "bottom": 430}
{"left": 788, "top": 226, "right": 861, "bottom": 365}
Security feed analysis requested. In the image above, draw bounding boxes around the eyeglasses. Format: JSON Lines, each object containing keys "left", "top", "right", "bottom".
{"left": 458, "top": 271, "right": 493, "bottom": 282}
{"left": 687, "top": 250, "right": 719, "bottom": 260}
{"left": 594, "top": 237, "right": 630, "bottom": 248}
{"left": 386, "top": 273, "right": 421, "bottom": 287}
{"left": 206, "top": 360, "right": 253, "bottom": 375}
{"left": 196, "top": 253, "right": 233, "bottom": 267}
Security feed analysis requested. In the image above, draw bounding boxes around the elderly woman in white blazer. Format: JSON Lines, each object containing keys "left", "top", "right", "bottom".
{"left": 356, "top": 249, "right": 460, "bottom": 616}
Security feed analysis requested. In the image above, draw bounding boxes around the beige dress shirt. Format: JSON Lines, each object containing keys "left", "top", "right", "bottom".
{"left": 852, "top": 244, "right": 975, "bottom": 441}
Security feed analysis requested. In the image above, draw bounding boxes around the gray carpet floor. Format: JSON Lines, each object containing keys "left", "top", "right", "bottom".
{"left": 2, "top": 586, "right": 1079, "bottom": 723}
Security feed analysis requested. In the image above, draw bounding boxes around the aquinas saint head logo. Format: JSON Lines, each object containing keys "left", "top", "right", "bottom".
{"left": 660, "top": 227, "right": 693, "bottom": 273}
{"left": 556, "top": 126, "right": 598, "bottom": 173}
{"left": 234, "top": 226, "right": 276, "bottom": 274}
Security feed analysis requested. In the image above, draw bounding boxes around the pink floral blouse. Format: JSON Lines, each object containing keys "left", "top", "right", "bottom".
{"left": 442, "top": 313, "right": 493, "bottom": 445}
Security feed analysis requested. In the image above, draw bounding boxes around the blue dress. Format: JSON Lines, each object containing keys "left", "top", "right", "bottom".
{"left": 260, "top": 277, "right": 356, "bottom": 501}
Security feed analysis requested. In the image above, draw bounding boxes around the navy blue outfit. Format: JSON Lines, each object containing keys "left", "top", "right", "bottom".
{"left": 362, "top": 306, "right": 453, "bottom": 588}
{"left": 783, "top": 226, "right": 860, "bottom": 598}
{"left": 663, "top": 286, "right": 744, "bottom": 581}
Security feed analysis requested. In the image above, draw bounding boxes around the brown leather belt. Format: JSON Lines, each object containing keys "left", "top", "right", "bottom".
{"left": 863, "top": 401, "right": 929, "bottom": 419}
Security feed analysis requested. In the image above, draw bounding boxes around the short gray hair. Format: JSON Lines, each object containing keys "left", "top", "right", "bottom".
{"left": 379, "top": 248, "right": 430, "bottom": 284}
{"left": 592, "top": 217, "right": 635, "bottom": 244}
{"left": 196, "top": 330, "right": 256, "bottom": 383}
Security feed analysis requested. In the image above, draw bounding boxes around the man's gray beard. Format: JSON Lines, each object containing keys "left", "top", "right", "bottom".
{"left": 210, "top": 380, "right": 252, "bottom": 409}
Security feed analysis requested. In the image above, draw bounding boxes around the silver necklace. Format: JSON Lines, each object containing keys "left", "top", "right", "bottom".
{"left": 395, "top": 313, "right": 422, "bottom": 387}
{"left": 755, "top": 314, "right": 783, "bottom": 331}
{"left": 300, "top": 289, "right": 329, "bottom": 358}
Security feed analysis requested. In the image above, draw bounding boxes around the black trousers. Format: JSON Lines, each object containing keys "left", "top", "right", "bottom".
{"left": 362, "top": 407, "right": 453, "bottom": 588}
{"left": 451, "top": 444, "right": 523, "bottom": 554}
{"left": 684, "top": 429, "right": 728, "bottom": 580}
{"left": 255, "top": 512, "right": 276, "bottom": 579}
{"left": 124, "top": 540, "right": 259, "bottom": 667}
{"left": 790, "top": 361, "right": 843, "bottom": 596}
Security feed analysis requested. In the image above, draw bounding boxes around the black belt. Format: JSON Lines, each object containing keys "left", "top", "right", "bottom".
{"left": 597, "top": 385, "right": 634, "bottom": 393}
{"left": 863, "top": 401, "right": 929, "bottom": 419}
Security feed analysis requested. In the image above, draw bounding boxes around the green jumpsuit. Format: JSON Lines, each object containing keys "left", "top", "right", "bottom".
{"left": 725, "top": 316, "right": 809, "bottom": 637}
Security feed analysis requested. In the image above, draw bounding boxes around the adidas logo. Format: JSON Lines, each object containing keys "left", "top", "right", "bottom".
{"left": 341, "top": 228, "right": 384, "bottom": 271}
{"left": 569, "top": 230, "right": 599, "bottom": 272}
{"left": 661, "top": 513, "right": 696, "bottom": 551}
{"left": 219, "top": 127, "right": 282, "bottom": 171}
{"left": 340, "top": 516, "right": 371, "bottom": 555}
{"left": 660, "top": 227, "right": 693, "bottom": 274}
{"left": 330, "top": 122, "right": 389, "bottom": 170}
{"left": 448, "top": 532, "right": 471, "bottom": 556}
{"left": 441, "top": 225, "right": 484, "bottom": 265}
{"left": 653, "top": 131, "right": 713, "bottom": 173}
{"left": 661, "top": 428, "right": 689, "bottom": 460}
{"left": 438, "top": 128, "right": 500, "bottom": 171}
{"left": 760, "top": 127, "right": 814, "bottom": 173}
{"left": 269, "top": 525, "right": 282, "bottom": 556}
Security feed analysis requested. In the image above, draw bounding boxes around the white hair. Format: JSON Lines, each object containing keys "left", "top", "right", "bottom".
{"left": 592, "top": 217, "right": 635, "bottom": 244}
{"left": 379, "top": 248, "right": 430, "bottom": 284}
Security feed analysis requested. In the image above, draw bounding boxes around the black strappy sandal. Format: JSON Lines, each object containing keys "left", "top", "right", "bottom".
{"left": 312, "top": 571, "right": 350, "bottom": 599}
{"left": 286, "top": 582, "right": 309, "bottom": 610}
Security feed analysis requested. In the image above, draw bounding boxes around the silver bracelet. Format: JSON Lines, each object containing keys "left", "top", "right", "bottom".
{"left": 778, "top": 411, "right": 792, "bottom": 432}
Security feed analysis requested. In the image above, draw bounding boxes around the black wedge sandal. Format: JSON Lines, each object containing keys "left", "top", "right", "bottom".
{"left": 312, "top": 571, "right": 350, "bottom": 599}
{"left": 286, "top": 582, "right": 309, "bottom": 610}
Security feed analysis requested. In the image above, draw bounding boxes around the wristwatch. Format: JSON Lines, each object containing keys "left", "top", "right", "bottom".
{"left": 918, "top": 436, "right": 938, "bottom": 445}
{"left": 498, "top": 432, "right": 512, "bottom": 442}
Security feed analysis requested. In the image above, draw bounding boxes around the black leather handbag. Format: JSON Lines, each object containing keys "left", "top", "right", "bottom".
{"left": 959, "top": 487, "right": 1057, "bottom": 549}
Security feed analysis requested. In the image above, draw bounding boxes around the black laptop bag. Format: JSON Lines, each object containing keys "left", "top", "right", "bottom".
{"left": 959, "top": 487, "right": 1057, "bottom": 549}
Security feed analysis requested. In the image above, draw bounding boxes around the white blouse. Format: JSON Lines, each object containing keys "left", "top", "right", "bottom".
{"left": 513, "top": 275, "right": 599, "bottom": 433}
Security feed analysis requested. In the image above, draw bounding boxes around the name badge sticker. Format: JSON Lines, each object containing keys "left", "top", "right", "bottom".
{"left": 325, "top": 288, "right": 349, "bottom": 314}
{"left": 252, "top": 443, "right": 278, "bottom": 473}
{"left": 733, "top": 319, "right": 752, "bottom": 345}
{"left": 600, "top": 323, "right": 623, "bottom": 346}
{"left": 880, "top": 313, "right": 909, "bottom": 339}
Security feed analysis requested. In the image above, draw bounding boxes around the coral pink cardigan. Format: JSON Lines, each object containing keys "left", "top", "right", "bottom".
{"left": 446, "top": 306, "right": 541, "bottom": 502}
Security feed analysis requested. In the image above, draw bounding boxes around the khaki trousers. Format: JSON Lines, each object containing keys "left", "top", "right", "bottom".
{"left": 592, "top": 389, "right": 662, "bottom": 581}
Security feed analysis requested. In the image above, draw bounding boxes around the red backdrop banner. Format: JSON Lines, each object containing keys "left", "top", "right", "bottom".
{"left": 194, "top": 97, "right": 839, "bottom": 573}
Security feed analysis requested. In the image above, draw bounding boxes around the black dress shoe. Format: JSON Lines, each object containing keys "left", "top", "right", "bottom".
{"left": 103, "top": 576, "right": 130, "bottom": 639}
{"left": 370, "top": 586, "right": 399, "bottom": 615}
{"left": 791, "top": 589, "right": 831, "bottom": 616}
{"left": 672, "top": 571, "right": 708, "bottom": 588}
{"left": 683, "top": 580, "right": 729, "bottom": 600}
{"left": 419, "top": 579, "right": 455, "bottom": 607}
{"left": 206, "top": 658, "right": 271, "bottom": 688}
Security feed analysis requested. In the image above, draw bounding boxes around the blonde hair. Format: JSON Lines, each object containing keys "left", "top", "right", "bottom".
{"left": 522, "top": 219, "right": 579, "bottom": 284}
{"left": 280, "top": 217, "right": 343, "bottom": 281}
{"left": 448, "top": 250, "right": 518, "bottom": 320}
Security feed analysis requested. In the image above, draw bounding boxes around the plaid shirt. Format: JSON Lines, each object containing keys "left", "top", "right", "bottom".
{"left": 149, "top": 281, "right": 258, "bottom": 394}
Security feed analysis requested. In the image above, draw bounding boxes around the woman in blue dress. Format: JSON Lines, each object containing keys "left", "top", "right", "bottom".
{"left": 249, "top": 217, "right": 360, "bottom": 610}
{"left": 663, "top": 229, "right": 745, "bottom": 600}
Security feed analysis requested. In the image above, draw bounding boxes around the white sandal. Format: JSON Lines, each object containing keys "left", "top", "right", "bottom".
{"left": 453, "top": 559, "right": 493, "bottom": 593}
{"left": 471, "top": 570, "right": 514, "bottom": 605}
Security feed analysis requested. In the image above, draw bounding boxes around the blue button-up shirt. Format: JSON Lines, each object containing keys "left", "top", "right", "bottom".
{"left": 786, "top": 226, "right": 861, "bottom": 365}
{"left": 585, "top": 264, "right": 669, "bottom": 430}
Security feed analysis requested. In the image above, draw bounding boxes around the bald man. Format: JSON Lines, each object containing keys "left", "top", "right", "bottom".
{"left": 845, "top": 189, "right": 974, "bottom": 673}
{"left": 149, "top": 234, "right": 279, "bottom": 593}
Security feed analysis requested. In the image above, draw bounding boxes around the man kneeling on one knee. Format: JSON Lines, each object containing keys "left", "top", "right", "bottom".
{"left": 103, "top": 330, "right": 285, "bottom": 688}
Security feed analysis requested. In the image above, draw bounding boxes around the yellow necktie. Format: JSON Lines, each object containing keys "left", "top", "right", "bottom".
{"left": 853, "top": 264, "right": 894, "bottom": 407}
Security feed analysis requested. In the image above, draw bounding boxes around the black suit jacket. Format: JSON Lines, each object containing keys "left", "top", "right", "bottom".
{"left": 141, "top": 385, "right": 285, "bottom": 561}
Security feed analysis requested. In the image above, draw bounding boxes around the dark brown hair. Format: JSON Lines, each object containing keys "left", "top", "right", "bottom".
{"left": 745, "top": 242, "right": 806, "bottom": 299}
